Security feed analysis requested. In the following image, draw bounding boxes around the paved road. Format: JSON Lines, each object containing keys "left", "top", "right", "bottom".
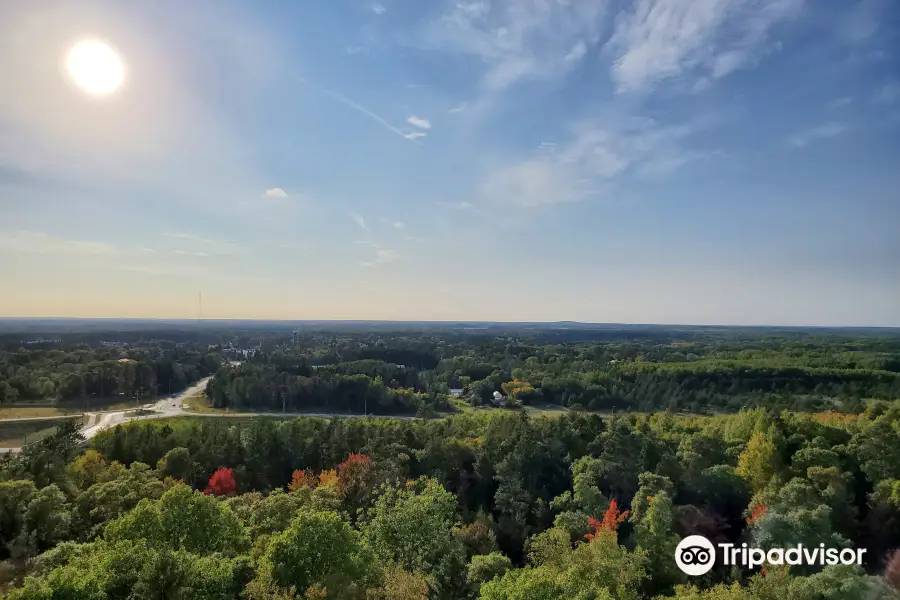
{"left": 0, "top": 375, "right": 417, "bottom": 453}
{"left": 81, "top": 377, "right": 212, "bottom": 439}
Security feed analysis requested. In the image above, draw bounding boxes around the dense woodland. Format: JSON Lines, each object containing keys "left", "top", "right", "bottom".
{"left": 0, "top": 323, "right": 899, "bottom": 598}
{"left": 204, "top": 327, "right": 900, "bottom": 415}
{"left": 2, "top": 407, "right": 900, "bottom": 598}
{"left": 0, "top": 343, "right": 222, "bottom": 404}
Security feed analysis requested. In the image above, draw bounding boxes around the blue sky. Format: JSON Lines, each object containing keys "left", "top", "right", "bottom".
{"left": 0, "top": 0, "right": 898, "bottom": 325}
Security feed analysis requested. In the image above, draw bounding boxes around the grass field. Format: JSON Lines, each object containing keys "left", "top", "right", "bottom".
{"left": 0, "top": 418, "right": 81, "bottom": 448}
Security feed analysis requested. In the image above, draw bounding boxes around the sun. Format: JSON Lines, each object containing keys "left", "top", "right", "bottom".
{"left": 65, "top": 39, "right": 125, "bottom": 96}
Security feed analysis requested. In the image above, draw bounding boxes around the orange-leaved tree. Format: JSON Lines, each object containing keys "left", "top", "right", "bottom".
{"left": 747, "top": 502, "right": 769, "bottom": 525}
{"left": 318, "top": 469, "right": 338, "bottom": 488}
{"left": 288, "top": 469, "right": 318, "bottom": 492}
{"left": 585, "top": 498, "right": 630, "bottom": 541}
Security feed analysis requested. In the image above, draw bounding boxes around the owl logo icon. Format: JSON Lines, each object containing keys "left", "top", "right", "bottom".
{"left": 675, "top": 536, "right": 716, "bottom": 576}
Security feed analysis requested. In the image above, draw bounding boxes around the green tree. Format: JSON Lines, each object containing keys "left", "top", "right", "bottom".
{"left": 467, "top": 552, "right": 513, "bottom": 590}
{"left": 104, "top": 483, "right": 249, "bottom": 556}
{"left": 364, "top": 478, "right": 466, "bottom": 599}
{"left": 632, "top": 491, "right": 682, "bottom": 596}
{"left": 156, "top": 447, "right": 196, "bottom": 484}
{"left": 252, "top": 510, "right": 369, "bottom": 599}
{"left": 737, "top": 430, "right": 779, "bottom": 493}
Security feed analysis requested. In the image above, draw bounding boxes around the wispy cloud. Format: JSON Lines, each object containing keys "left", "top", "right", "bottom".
{"left": 874, "top": 81, "right": 900, "bottom": 105}
{"left": 299, "top": 79, "right": 420, "bottom": 144}
{"left": 608, "top": 0, "right": 804, "bottom": 92}
{"left": 163, "top": 232, "right": 244, "bottom": 256}
{"left": 407, "top": 116, "right": 431, "bottom": 130}
{"left": 425, "top": 0, "right": 608, "bottom": 94}
{"left": 438, "top": 201, "right": 474, "bottom": 210}
{"left": 372, "top": 3, "right": 387, "bottom": 16}
{"left": 787, "top": 122, "right": 850, "bottom": 147}
{"left": 828, "top": 96, "right": 853, "bottom": 109}
{"left": 357, "top": 239, "right": 399, "bottom": 267}
{"left": 164, "top": 232, "right": 217, "bottom": 245}
{"left": 350, "top": 212, "right": 370, "bottom": 232}
{"left": 564, "top": 41, "right": 588, "bottom": 63}
{"left": 263, "top": 187, "right": 289, "bottom": 198}
{"left": 393, "top": 221, "right": 405, "bottom": 229}
{"left": 360, "top": 247, "right": 399, "bottom": 267}
{"left": 837, "top": 0, "right": 885, "bottom": 45}
{"left": 404, "top": 131, "right": 427, "bottom": 140}
{"left": 481, "top": 116, "right": 711, "bottom": 207}
{"left": 0, "top": 231, "right": 116, "bottom": 256}
{"left": 448, "top": 103, "right": 468, "bottom": 114}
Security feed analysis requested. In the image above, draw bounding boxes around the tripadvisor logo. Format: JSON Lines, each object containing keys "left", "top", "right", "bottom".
{"left": 674, "top": 535, "right": 867, "bottom": 576}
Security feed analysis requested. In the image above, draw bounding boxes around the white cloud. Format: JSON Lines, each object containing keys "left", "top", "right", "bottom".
{"left": 482, "top": 116, "right": 709, "bottom": 206}
{"left": 787, "top": 122, "right": 850, "bottom": 147}
{"left": 448, "top": 103, "right": 468, "bottom": 114}
{"left": 263, "top": 187, "right": 289, "bottom": 198}
{"left": 404, "top": 131, "right": 427, "bottom": 140}
{"left": 608, "top": 0, "right": 804, "bottom": 92}
{"left": 407, "top": 115, "right": 432, "bottom": 129}
{"left": 393, "top": 221, "right": 405, "bottom": 229}
{"left": 372, "top": 3, "right": 387, "bottom": 16}
{"left": 0, "top": 231, "right": 116, "bottom": 256}
{"left": 350, "top": 212, "right": 370, "bottom": 232}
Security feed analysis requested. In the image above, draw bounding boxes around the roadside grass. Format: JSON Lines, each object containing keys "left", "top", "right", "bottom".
{"left": 0, "top": 406, "right": 82, "bottom": 419}
{"left": 0, "top": 418, "right": 80, "bottom": 447}
{"left": 182, "top": 391, "right": 223, "bottom": 414}
{"left": 0, "top": 396, "right": 148, "bottom": 420}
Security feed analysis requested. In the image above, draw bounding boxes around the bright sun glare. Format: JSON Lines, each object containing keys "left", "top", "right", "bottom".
{"left": 65, "top": 39, "right": 125, "bottom": 96}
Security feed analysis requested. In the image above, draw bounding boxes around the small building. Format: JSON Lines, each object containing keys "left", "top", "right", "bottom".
{"left": 492, "top": 391, "right": 506, "bottom": 406}
{"left": 449, "top": 388, "right": 464, "bottom": 398}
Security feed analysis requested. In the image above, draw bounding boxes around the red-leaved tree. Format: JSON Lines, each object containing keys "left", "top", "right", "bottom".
{"left": 204, "top": 467, "right": 237, "bottom": 497}
{"left": 337, "top": 453, "right": 376, "bottom": 512}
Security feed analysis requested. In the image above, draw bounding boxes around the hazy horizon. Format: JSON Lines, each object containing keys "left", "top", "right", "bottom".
{"left": 2, "top": 1, "right": 898, "bottom": 327}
